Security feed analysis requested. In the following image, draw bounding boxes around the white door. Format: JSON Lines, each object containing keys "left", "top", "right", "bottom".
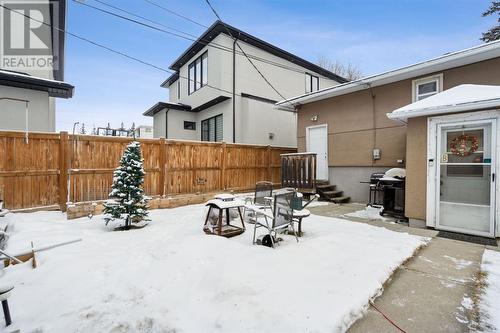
{"left": 435, "top": 120, "right": 496, "bottom": 237}
{"left": 307, "top": 124, "right": 328, "bottom": 180}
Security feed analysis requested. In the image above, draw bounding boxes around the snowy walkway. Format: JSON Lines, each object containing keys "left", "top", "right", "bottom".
{"left": 348, "top": 237, "right": 484, "bottom": 333}
{"left": 0, "top": 204, "right": 426, "bottom": 332}
{"left": 309, "top": 202, "right": 499, "bottom": 332}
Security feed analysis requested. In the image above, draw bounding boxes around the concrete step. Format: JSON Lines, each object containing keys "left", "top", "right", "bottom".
{"left": 316, "top": 184, "right": 336, "bottom": 191}
{"left": 322, "top": 190, "right": 344, "bottom": 198}
{"left": 315, "top": 179, "right": 330, "bottom": 186}
{"left": 331, "top": 196, "right": 351, "bottom": 204}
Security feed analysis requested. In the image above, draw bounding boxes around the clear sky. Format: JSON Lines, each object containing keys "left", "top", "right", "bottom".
{"left": 56, "top": 0, "right": 496, "bottom": 132}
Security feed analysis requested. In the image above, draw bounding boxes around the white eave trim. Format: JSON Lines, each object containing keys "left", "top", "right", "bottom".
{"left": 276, "top": 40, "right": 500, "bottom": 107}
{"left": 387, "top": 98, "right": 500, "bottom": 121}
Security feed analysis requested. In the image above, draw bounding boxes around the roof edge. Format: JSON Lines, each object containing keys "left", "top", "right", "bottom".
{"left": 387, "top": 98, "right": 500, "bottom": 121}
{"left": 167, "top": 20, "right": 347, "bottom": 83}
{"left": 277, "top": 39, "right": 500, "bottom": 107}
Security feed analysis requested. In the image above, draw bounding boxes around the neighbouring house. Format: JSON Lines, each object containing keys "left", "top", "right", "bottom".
{"left": 276, "top": 40, "right": 500, "bottom": 237}
{"left": 143, "top": 20, "right": 346, "bottom": 147}
{"left": 135, "top": 125, "right": 153, "bottom": 139}
{"left": 0, "top": 70, "right": 73, "bottom": 132}
{"left": 0, "top": 0, "right": 73, "bottom": 132}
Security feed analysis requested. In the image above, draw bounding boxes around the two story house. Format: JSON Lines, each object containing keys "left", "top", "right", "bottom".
{"left": 0, "top": 0, "right": 74, "bottom": 132}
{"left": 143, "top": 21, "right": 346, "bottom": 147}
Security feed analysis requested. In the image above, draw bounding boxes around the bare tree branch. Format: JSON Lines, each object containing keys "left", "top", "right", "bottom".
{"left": 316, "top": 56, "right": 363, "bottom": 81}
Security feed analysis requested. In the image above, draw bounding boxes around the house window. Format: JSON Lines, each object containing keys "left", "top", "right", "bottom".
{"left": 177, "top": 80, "right": 180, "bottom": 99}
{"left": 201, "top": 114, "right": 223, "bottom": 142}
{"left": 184, "top": 121, "right": 196, "bottom": 130}
{"left": 413, "top": 74, "right": 442, "bottom": 101}
{"left": 305, "top": 73, "right": 319, "bottom": 93}
{"left": 188, "top": 51, "right": 208, "bottom": 95}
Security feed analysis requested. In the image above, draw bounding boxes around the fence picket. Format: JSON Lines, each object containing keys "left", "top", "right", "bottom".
{"left": 0, "top": 131, "right": 296, "bottom": 210}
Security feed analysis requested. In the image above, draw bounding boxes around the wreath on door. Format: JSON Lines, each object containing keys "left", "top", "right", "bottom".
{"left": 449, "top": 134, "right": 479, "bottom": 156}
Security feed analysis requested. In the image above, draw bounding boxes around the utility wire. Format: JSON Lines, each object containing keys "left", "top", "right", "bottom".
{"left": 92, "top": 0, "right": 199, "bottom": 39}
{"left": 203, "top": 0, "right": 291, "bottom": 103}
{"left": 0, "top": 4, "right": 241, "bottom": 99}
{"left": 75, "top": 0, "right": 330, "bottom": 80}
{"left": 143, "top": 0, "right": 209, "bottom": 28}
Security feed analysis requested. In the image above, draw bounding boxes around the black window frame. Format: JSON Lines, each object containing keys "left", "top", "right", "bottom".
{"left": 177, "top": 80, "right": 181, "bottom": 99}
{"left": 188, "top": 51, "right": 208, "bottom": 95}
{"left": 201, "top": 114, "right": 223, "bottom": 142}
{"left": 305, "top": 73, "right": 319, "bottom": 93}
{"left": 184, "top": 121, "right": 196, "bottom": 131}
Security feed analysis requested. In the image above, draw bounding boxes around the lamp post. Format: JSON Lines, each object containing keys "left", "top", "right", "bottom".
{"left": 72, "top": 122, "right": 80, "bottom": 135}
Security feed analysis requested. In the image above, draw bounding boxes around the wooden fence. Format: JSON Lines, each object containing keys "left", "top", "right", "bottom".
{"left": 0, "top": 131, "right": 296, "bottom": 211}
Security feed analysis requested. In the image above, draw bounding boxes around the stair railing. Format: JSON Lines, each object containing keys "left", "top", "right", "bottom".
{"left": 280, "top": 153, "right": 317, "bottom": 191}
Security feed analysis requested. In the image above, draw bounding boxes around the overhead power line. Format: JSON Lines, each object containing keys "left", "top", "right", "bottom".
{"left": 0, "top": 4, "right": 243, "bottom": 99}
{"left": 73, "top": 0, "right": 330, "bottom": 79}
{"left": 202, "top": 0, "right": 290, "bottom": 102}
{"left": 143, "top": 0, "right": 209, "bottom": 29}
{"left": 92, "top": 0, "right": 199, "bottom": 39}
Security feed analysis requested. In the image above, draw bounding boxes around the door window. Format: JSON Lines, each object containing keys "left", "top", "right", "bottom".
{"left": 438, "top": 122, "right": 494, "bottom": 235}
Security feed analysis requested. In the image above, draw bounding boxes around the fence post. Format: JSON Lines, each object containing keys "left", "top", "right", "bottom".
{"left": 159, "top": 137, "right": 166, "bottom": 196}
{"left": 59, "top": 131, "right": 69, "bottom": 212}
{"left": 220, "top": 142, "right": 227, "bottom": 190}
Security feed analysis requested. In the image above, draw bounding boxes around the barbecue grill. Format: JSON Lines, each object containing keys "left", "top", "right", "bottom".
{"left": 364, "top": 169, "right": 407, "bottom": 220}
{"left": 367, "top": 172, "right": 385, "bottom": 207}
{"left": 378, "top": 168, "right": 406, "bottom": 220}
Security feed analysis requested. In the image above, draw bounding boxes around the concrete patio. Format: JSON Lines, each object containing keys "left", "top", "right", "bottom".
{"left": 309, "top": 202, "right": 499, "bottom": 333}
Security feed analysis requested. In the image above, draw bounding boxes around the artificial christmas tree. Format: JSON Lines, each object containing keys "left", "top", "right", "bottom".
{"left": 103, "top": 141, "right": 149, "bottom": 229}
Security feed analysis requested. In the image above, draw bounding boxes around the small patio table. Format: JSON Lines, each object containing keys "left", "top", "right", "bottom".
{"left": 292, "top": 208, "right": 310, "bottom": 236}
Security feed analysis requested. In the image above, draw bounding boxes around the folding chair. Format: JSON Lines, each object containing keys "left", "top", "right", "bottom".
{"left": 244, "top": 181, "right": 273, "bottom": 223}
{"left": 251, "top": 191, "right": 299, "bottom": 247}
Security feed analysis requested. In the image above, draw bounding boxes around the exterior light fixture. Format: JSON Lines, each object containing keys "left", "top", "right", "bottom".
{"left": 311, "top": 115, "right": 318, "bottom": 122}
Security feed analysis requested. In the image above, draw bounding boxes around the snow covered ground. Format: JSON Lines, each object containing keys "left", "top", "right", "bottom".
{"left": 478, "top": 250, "right": 500, "bottom": 333}
{"left": 345, "top": 206, "right": 391, "bottom": 222}
{"left": 0, "top": 204, "right": 427, "bottom": 332}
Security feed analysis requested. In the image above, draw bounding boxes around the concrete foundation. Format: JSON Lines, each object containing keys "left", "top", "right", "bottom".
{"left": 409, "top": 218, "right": 427, "bottom": 229}
{"left": 328, "top": 166, "right": 390, "bottom": 203}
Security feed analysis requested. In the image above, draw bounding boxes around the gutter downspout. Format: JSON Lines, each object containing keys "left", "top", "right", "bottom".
{"left": 232, "top": 36, "right": 238, "bottom": 143}
{"left": 165, "top": 108, "right": 169, "bottom": 138}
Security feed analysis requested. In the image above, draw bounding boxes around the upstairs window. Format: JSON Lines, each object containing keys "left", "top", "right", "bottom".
{"left": 201, "top": 114, "right": 223, "bottom": 142}
{"left": 188, "top": 51, "right": 208, "bottom": 95}
{"left": 413, "top": 74, "right": 442, "bottom": 101}
{"left": 177, "top": 80, "right": 180, "bottom": 99}
{"left": 184, "top": 121, "right": 196, "bottom": 130}
{"left": 305, "top": 73, "right": 319, "bottom": 93}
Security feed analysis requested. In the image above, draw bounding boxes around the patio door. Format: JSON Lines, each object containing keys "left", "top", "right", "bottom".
{"left": 307, "top": 124, "right": 328, "bottom": 180}
{"left": 435, "top": 119, "right": 496, "bottom": 237}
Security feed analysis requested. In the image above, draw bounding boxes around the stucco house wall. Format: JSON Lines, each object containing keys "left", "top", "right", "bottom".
{"left": 297, "top": 57, "right": 500, "bottom": 203}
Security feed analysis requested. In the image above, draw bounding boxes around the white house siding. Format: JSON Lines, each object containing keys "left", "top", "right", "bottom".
{"left": 153, "top": 109, "right": 167, "bottom": 138}
{"left": 167, "top": 109, "right": 198, "bottom": 141}
{"left": 0, "top": 85, "right": 54, "bottom": 132}
{"left": 155, "top": 33, "right": 340, "bottom": 146}
{"left": 239, "top": 96, "right": 296, "bottom": 146}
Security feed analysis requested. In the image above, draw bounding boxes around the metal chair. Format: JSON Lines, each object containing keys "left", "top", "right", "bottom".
{"left": 252, "top": 191, "right": 299, "bottom": 247}
{"left": 244, "top": 181, "right": 273, "bottom": 223}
